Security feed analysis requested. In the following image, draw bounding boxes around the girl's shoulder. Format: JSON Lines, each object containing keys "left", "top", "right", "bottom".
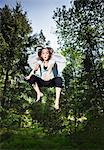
{"left": 37, "top": 60, "right": 42, "bottom": 65}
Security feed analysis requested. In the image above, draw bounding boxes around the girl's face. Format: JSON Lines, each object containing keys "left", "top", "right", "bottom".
{"left": 41, "top": 48, "right": 50, "bottom": 61}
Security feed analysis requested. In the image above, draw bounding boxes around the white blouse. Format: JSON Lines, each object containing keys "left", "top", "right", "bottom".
{"left": 35, "top": 59, "right": 59, "bottom": 80}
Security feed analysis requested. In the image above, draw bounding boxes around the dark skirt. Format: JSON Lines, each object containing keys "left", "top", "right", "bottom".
{"left": 25, "top": 75, "right": 63, "bottom": 88}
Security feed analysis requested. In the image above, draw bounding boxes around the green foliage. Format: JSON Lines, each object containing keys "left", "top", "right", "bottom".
{"left": 27, "top": 29, "right": 49, "bottom": 50}
{"left": 0, "top": 3, "right": 34, "bottom": 129}
{"left": 53, "top": 0, "right": 104, "bottom": 132}
{"left": 0, "top": 0, "right": 104, "bottom": 138}
{"left": 29, "top": 88, "right": 62, "bottom": 135}
{"left": 0, "top": 3, "right": 32, "bottom": 110}
{"left": 0, "top": 3, "right": 55, "bottom": 132}
{"left": 0, "top": 107, "right": 20, "bottom": 128}
{"left": 1, "top": 115, "right": 104, "bottom": 150}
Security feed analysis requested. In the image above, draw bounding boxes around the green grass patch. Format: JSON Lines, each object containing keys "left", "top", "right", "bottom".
{"left": 0, "top": 116, "right": 104, "bottom": 150}
{"left": 0, "top": 128, "right": 75, "bottom": 150}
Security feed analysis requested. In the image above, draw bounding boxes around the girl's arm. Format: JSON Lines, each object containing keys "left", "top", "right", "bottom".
{"left": 25, "top": 64, "right": 39, "bottom": 80}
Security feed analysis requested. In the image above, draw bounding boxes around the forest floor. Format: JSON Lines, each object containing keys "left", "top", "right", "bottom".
{"left": 0, "top": 116, "right": 104, "bottom": 150}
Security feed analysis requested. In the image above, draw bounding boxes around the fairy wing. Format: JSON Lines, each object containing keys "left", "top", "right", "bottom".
{"left": 27, "top": 53, "right": 39, "bottom": 69}
{"left": 52, "top": 53, "right": 66, "bottom": 76}
{"left": 27, "top": 52, "right": 66, "bottom": 77}
{"left": 27, "top": 53, "right": 41, "bottom": 76}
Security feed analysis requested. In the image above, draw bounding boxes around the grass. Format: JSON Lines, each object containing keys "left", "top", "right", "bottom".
{"left": 0, "top": 116, "right": 104, "bottom": 150}
{"left": 0, "top": 128, "right": 75, "bottom": 150}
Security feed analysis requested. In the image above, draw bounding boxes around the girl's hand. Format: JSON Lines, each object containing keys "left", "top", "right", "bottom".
{"left": 25, "top": 75, "right": 31, "bottom": 80}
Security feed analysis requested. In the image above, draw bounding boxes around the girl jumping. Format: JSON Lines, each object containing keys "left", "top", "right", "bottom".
{"left": 25, "top": 47, "right": 63, "bottom": 110}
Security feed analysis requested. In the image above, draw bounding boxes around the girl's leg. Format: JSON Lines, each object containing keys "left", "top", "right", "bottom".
{"left": 54, "top": 87, "right": 61, "bottom": 110}
{"left": 32, "top": 82, "right": 43, "bottom": 102}
{"left": 53, "top": 77, "right": 62, "bottom": 110}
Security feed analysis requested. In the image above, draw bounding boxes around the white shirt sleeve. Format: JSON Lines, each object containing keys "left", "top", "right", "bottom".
{"left": 48, "top": 58, "right": 56, "bottom": 66}
{"left": 36, "top": 60, "right": 42, "bottom": 65}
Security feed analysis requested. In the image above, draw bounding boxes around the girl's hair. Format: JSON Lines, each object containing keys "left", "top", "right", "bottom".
{"left": 38, "top": 47, "right": 53, "bottom": 61}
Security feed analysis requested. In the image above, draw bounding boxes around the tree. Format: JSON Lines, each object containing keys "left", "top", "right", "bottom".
{"left": 0, "top": 3, "right": 34, "bottom": 129}
{"left": 0, "top": 3, "right": 32, "bottom": 107}
{"left": 53, "top": 0, "right": 104, "bottom": 131}
{"left": 0, "top": 3, "right": 53, "bottom": 129}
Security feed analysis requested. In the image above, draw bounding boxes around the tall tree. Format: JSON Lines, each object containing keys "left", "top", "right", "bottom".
{"left": 0, "top": 3, "right": 52, "bottom": 129}
{"left": 53, "top": 0, "right": 104, "bottom": 129}
{"left": 0, "top": 3, "right": 32, "bottom": 107}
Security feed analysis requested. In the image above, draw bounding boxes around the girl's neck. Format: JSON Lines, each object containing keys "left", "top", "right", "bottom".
{"left": 43, "top": 60, "right": 48, "bottom": 67}
{"left": 43, "top": 60, "right": 49, "bottom": 63}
